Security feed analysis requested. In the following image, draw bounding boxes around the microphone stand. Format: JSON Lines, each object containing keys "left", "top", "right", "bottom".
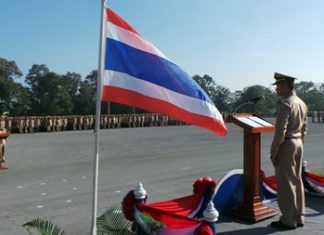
{"left": 233, "top": 96, "right": 264, "bottom": 113}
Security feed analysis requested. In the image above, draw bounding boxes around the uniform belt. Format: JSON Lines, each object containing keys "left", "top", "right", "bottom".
{"left": 284, "top": 136, "right": 301, "bottom": 139}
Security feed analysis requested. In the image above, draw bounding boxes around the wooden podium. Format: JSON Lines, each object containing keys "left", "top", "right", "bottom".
{"left": 227, "top": 113, "right": 277, "bottom": 222}
{"left": 0, "top": 132, "right": 10, "bottom": 170}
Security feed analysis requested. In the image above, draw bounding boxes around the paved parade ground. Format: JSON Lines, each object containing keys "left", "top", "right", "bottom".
{"left": 0, "top": 120, "right": 323, "bottom": 234}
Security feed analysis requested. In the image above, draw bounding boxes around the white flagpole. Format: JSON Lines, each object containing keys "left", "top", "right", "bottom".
{"left": 91, "top": 0, "right": 106, "bottom": 234}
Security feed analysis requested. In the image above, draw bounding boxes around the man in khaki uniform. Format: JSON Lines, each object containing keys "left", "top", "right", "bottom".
{"left": 0, "top": 123, "right": 7, "bottom": 163}
{"left": 270, "top": 72, "right": 308, "bottom": 229}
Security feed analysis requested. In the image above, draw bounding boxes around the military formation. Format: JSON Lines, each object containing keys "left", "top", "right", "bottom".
{"left": 0, "top": 111, "right": 322, "bottom": 134}
{"left": 0, "top": 113, "right": 186, "bottom": 134}
{"left": 309, "top": 111, "right": 324, "bottom": 123}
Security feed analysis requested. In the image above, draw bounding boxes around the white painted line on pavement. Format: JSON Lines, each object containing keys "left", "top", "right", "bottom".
{"left": 181, "top": 167, "right": 191, "bottom": 170}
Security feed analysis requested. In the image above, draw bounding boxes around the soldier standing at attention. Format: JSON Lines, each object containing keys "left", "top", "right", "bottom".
{"left": 0, "top": 120, "right": 7, "bottom": 163}
{"left": 270, "top": 72, "right": 308, "bottom": 230}
{"left": 0, "top": 139, "right": 5, "bottom": 163}
{"left": 317, "top": 110, "right": 321, "bottom": 123}
{"left": 310, "top": 111, "right": 314, "bottom": 123}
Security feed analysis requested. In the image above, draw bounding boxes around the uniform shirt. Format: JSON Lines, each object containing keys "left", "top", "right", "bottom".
{"left": 270, "top": 91, "right": 308, "bottom": 157}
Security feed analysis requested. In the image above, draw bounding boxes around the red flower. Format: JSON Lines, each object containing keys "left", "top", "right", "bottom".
{"left": 193, "top": 177, "right": 217, "bottom": 195}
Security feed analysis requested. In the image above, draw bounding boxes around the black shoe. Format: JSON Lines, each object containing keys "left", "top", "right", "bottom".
{"left": 270, "top": 221, "right": 296, "bottom": 230}
{"left": 297, "top": 223, "right": 304, "bottom": 227}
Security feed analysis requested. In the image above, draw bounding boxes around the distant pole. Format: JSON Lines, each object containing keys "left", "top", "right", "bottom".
{"left": 91, "top": 0, "right": 106, "bottom": 234}
{"left": 107, "top": 102, "right": 111, "bottom": 115}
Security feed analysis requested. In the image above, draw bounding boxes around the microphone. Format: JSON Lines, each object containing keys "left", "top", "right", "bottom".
{"left": 248, "top": 96, "right": 264, "bottom": 104}
{"left": 233, "top": 96, "right": 265, "bottom": 113}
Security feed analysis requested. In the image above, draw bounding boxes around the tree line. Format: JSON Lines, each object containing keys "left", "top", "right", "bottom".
{"left": 1, "top": 57, "right": 324, "bottom": 117}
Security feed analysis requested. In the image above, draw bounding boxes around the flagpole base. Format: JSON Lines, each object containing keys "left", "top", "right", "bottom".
{"left": 91, "top": 225, "right": 97, "bottom": 235}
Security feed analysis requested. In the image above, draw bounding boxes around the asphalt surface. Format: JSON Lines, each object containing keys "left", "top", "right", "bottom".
{"left": 0, "top": 120, "right": 323, "bottom": 234}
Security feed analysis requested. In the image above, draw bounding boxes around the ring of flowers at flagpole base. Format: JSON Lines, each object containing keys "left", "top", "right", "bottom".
{"left": 121, "top": 177, "right": 219, "bottom": 234}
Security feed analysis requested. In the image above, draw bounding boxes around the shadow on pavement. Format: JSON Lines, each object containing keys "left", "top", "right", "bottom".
{"left": 218, "top": 227, "right": 277, "bottom": 235}
{"left": 217, "top": 194, "right": 324, "bottom": 235}
{"left": 305, "top": 194, "right": 324, "bottom": 217}
{"left": 217, "top": 216, "right": 278, "bottom": 235}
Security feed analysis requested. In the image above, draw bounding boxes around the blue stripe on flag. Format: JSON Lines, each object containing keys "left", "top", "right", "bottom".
{"left": 105, "top": 38, "right": 212, "bottom": 102}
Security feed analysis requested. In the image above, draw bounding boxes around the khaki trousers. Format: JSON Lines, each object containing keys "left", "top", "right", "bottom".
{"left": 275, "top": 138, "right": 305, "bottom": 227}
{"left": 0, "top": 143, "right": 3, "bottom": 161}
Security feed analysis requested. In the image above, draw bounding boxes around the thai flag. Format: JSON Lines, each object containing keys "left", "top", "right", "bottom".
{"left": 102, "top": 8, "right": 227, "bottom": 136}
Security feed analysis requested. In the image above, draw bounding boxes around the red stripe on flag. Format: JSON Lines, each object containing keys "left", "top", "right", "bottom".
{"left": 102, "top": 86, "right": 227, "bottom": 136}
{"left": 107, "top": 8, "right": 140, "bottom": 36}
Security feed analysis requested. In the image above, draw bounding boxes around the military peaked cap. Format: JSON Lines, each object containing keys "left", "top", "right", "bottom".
{"left": 273, "top": 72, "right": 297, "bottom": 85}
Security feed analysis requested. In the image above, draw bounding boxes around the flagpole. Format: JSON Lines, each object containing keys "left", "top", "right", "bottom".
{"left": 91, "top": 0, "right": 106, "bottom": 234}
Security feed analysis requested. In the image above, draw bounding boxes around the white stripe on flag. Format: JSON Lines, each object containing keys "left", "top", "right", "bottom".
{"left": 104, "top": 70, "right": 223, "bottom": 120}
{"left": 106, "top": 21, "right": 168, "bottom": 60}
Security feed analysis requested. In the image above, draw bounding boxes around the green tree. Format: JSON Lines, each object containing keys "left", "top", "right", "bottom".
{"left": 228, "top": 90, "right": 242, "bottom": 112}
{"left": 61, "top": 72, "right": 82, "bottom": 114}
{"left": 0, "top": 76, "right": 13, "bottom": 114}
{"left": 74, "top": 81, "right": 96, "bottom": 114}
{"left": 193, "top": 74, "right": 232, "bottom": 112}
{"left": 295, "top": 81, "right": 314, "bottom": 97}
{"left": 234, "top": 85, "right": 276, "bottom": 116}
{"left": 0, "top": 57, "right": 30, "bottom": 115}
{"left": 9, "top": 83, "right": 31, "bottom": 116}
{"left": 84, "top": 70, "right": 97, "bottom": 91}
{"left": 25, "top": 64, "right": 50, "bottom": 88}
{"left": 212, "top": 85, "right": 231, "bottom": 112}
{"left": 25, "top": 64, "right": 72, "bottom": 115}
{"left": 193, "top": 74, "right": 215, "bottom": 98}
{"left": 73, "top": 70, "right": 97, "bottom": 114}
{"left": 61, "top": 72, "right": 81, "bottom": 98}
{"left": 319, "top": 83, "right": 324, "bottom": 94}
{"left": 295, "top": 81, "right": 324, "bottom": 111}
